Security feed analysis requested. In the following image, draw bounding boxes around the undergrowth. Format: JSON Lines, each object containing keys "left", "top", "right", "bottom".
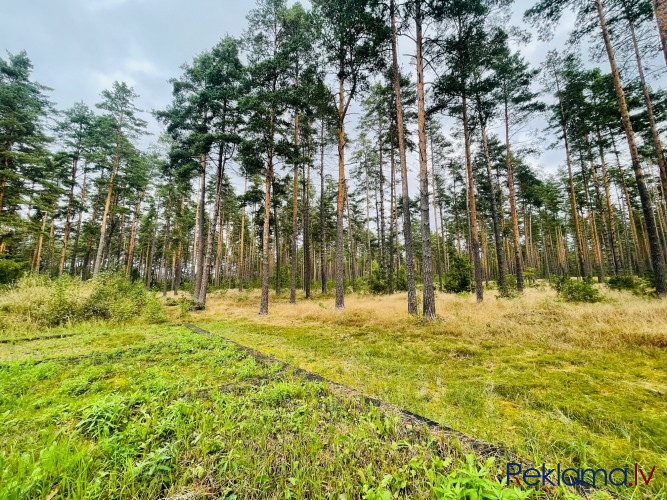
{"left": 0, "top": 273, "right": 165, "bottom": 334}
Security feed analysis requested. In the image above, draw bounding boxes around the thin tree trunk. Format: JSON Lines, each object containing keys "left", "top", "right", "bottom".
{"left": 629, "top": 21, "right": 667, "bottom": 204}
{"left": 652, "top": 0, "right": 667, "bottom": 66}
{"left": 260, "top": 87, "right": 277, "bottom": 314}
{"left": 478, "top": 106, "right": 507, "bottom": 294}
{"left": 335, "top": 75, "right": 347, "bottom": 310}
{"left": 69, "top": 167, "right": 87, "bottom": 275}
{"left": 238, "top": 176, "right": 247, "bottom": 291}
{"left": 58, "top": 157, "right": 78, "bottom": 275}
{"left": 391, "top": 0, "right": 417, "bottom": 314}
{"left": 415, "top": 0, "right": 437, "bottom": 316}
{"left": 504, "top": 89, "right": 524, "bottom": 291}
{"left": 320, "top": 120, "right": 327, "bottom": 293}
{"left": 462, "top": 96, "right": 483, "bottom": 303}
{"left": 193, "top": 156, "right": 207, "bottom": 303}
{"left": 291, "top": 113, "right": 299, "bottom": 304}
{"left": 303, "top": 134, "right": 312, "bottom": 299}
{"left": 389, "top": 134, "right": 396, "bottom": 294}
{"left": 199, "top": 148, "right": 226, "bottom": 306}
{"left": 596, "top": 0, "right": 665, "bottom": 294}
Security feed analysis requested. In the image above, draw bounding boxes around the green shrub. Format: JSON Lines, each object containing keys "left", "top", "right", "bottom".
{"left": 554, "top": 277, "right": 603, "bottom": 303}
{"left": 0, "top": 256, "right": 29, "bottom": 285}
{"left": 444, "top": 248, "right": 472, "bottom": 294}
{"left": 496, "top": 274, "right": 519, "bottom": 299}
{"left": 369, "top": 261, "right": 387, "bottom": 294}
{"left": 607, "top": 274, "right": 649, "bottom": 296}
{"left": 0, "top": 273, "right": 164, "bottom": 330}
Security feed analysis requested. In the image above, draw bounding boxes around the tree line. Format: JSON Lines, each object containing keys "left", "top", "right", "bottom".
{"left": 1, "top": 0, "right": 666, "bottom": 319}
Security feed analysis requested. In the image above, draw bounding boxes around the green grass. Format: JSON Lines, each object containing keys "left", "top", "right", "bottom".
{"left": 192, "top": 311, "right": 666, "bottom": 499}
{"left": 0, "top": 322, "right": 574, "bottom": 499}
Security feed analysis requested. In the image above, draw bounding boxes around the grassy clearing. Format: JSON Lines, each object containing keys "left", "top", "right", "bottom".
{"left": 179, "top": 285, "right": 667, "bottom": 498}
{"left": 1, "top": 323, "right": 573, "bottom": 500}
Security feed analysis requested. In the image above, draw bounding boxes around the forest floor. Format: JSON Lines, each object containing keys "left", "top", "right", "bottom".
{"left": 176, "top": 285, "right": 667, "bottom": 498}
{"left": 2, "top": 318, "right": 585, "bottom": 500}
{"left": 1, "top": 282, "right": 665, "bottom": 498}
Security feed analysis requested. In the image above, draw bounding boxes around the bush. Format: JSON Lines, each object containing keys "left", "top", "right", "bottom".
{"left": 496, "top": 274, "right": 519, "bottom": 299}
{"left": 607, "top": 275, "right": 649, "bottom": 296}
{"left": 369, "top": 262, "right": 387, "bottom": 294}
{"left": 0, "top": 256, "right": 29, "bottom": 285}
{"left": 444, "top": 248, "right": 472, "bottom": 294}
{"left": 553, "top": 276, "right": 603, "bottom": 303}
{"left": 0, "top": 273, "right": 165, "bottom": 330}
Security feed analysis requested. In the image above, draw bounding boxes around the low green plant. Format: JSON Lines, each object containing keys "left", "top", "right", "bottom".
{"left": 444, "top": 248, "right": 472, "bottom": 294}
{"left": 607, "top": 275, "right": 650, "bottom": 296}
{"left": 553, "top": 277, "right": 603, "bottom": 303}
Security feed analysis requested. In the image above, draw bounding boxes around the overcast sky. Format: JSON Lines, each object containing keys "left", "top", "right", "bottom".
{"left": 2, "top": 0, "right": 662, "bottom": 183}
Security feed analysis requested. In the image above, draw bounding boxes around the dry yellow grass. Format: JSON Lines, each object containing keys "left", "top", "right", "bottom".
{"left": 189, "top": 286, "right": 667, "bottom": 351}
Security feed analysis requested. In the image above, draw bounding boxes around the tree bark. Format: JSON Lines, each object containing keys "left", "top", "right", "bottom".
{"left": 462, "top": 96, "right": 483, "bottom": 303}
{"left": 504, "top": 88, "right": 524, "bottom": 292}
{"left": 415, "top": 0, "right": 437, "bottom": 316}
{"left": 199, "top": 148, "right": 225, "bottom": 306}
{"left": 596, "top": 0, "right": 665, "bottom": 294}
{"left": 652, "top": 0, "right": 667, "bottom": 66}
{"left": 92, "top": 141, "right": 120, "bottom": 277}
{"left": 193, "top": 156, "right": 207, "bottom": 303}
{"left": 291, "top": 113, "right": 299, "bottom": 304}
{"left": 320, "top": 120, "right": 327, "bottom": 293}
{"left": 303, "top": 132, "right": 312, "bottom": 299}
{"left": 391, "top": 0, "right": 417, "bottom": 314}
{"left": 335, "top": 75, "right": 346, "bottom": 310}
{"left": 629, "top": 21, "right": 667, "bottom": 204}
{"left": 69, "top": 168, "right": 87, "bottom": 275}
{"left": 478, "top": 105, "right": 507, "bottom": 294}
{"left": 58, "top": 157, "right": 78, "bottom": 275}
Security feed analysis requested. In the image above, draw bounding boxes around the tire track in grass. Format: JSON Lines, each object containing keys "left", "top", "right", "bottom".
{"left": 182, "top": 322, "right": 620, "bottom": 500}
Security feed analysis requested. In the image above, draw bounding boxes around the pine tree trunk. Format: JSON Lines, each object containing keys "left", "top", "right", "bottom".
{"left": 378, "top": 128, "right": 387, "bottom": 286}
{"left": 199, "top": 149, "right": 225, "bottom": 306}
{"left": 553, "top": 81, "right": 587, "bottom": 277}
{"left": 629, "top": 21, "right": 667, "bottom": 204}
{"left": 291, "top": 113, "right": 299, "bottom": 304}
{"left": 504, "top": 92, "right": 524, "bottom": 291}
{"left": 391, "top": 0, "right": 417, "bottom": 314}
{"left": 346, "top": 184, "right": 356, "bottom": 289}
{"left": 59, "top": 157, "right": 78, "bottom": 275}
{"left": 193, "top": 157, "right": 207, "bottom": 303}
{"left": 582, "top": 163, "right": 605, "bottom": 282}
{"left": 335, "top": 75, "right": 346, "bottom": 310}
{"left": 320, "top": 120, "right": 327, "bottom": 293}
{"left": 478, "top": 108, "right": 507, "bottom": 294}
{"left": 388, "top": 134, "right": 396, "bottom": 294}
{"left": 462, "top": 96, "right": 483, "bottom": 303}
{"left": 238, "top": 176, "right": 246, "bottom": 291}
{"left": 33, "top": 213, "right": 48, "bottom": 272}
{"left": 303, "top": 142, "right": 312, "bottom": 299}
{"left": 215, "top": 209, "right": 224, "bottom": 287}
{"left": 596, "top": 0, "right": 666, "bottom": 294}
{"left": 429, "top": 136, "right": 443, "bottom": 292}
{"left": 415, "top": 0, "right": 437, "bottom": 316}
{"left": 125, "top": 196, "right": 143, "bottom": 277}
{"left": 162, "top": 194, "right": 172, "bottom": 297}
{"left": 93, "top": 146, "right": 120, "bottom": 277}
{"left": 596, "top": 127, "right": 623, "bottom": 274}
{"left": 260, "top": 93, "right": 277, "bottom": 314}
{"left": 652, "top": 0, "right": 667, "bottom": 66}
{"left": 70, "top": 168, "right": 87, "bottom": 275}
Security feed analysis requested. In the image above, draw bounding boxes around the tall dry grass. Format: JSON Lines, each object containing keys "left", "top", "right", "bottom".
{"left": 188, "top": 285, "right": 667, "bottom": 350}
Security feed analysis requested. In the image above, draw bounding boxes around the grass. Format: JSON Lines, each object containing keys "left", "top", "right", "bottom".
{"left": 176, "top": 284, "right": 667, "bottom": 498}
{"left": 0, "top": 320, "right": 575, "bottom": 499}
